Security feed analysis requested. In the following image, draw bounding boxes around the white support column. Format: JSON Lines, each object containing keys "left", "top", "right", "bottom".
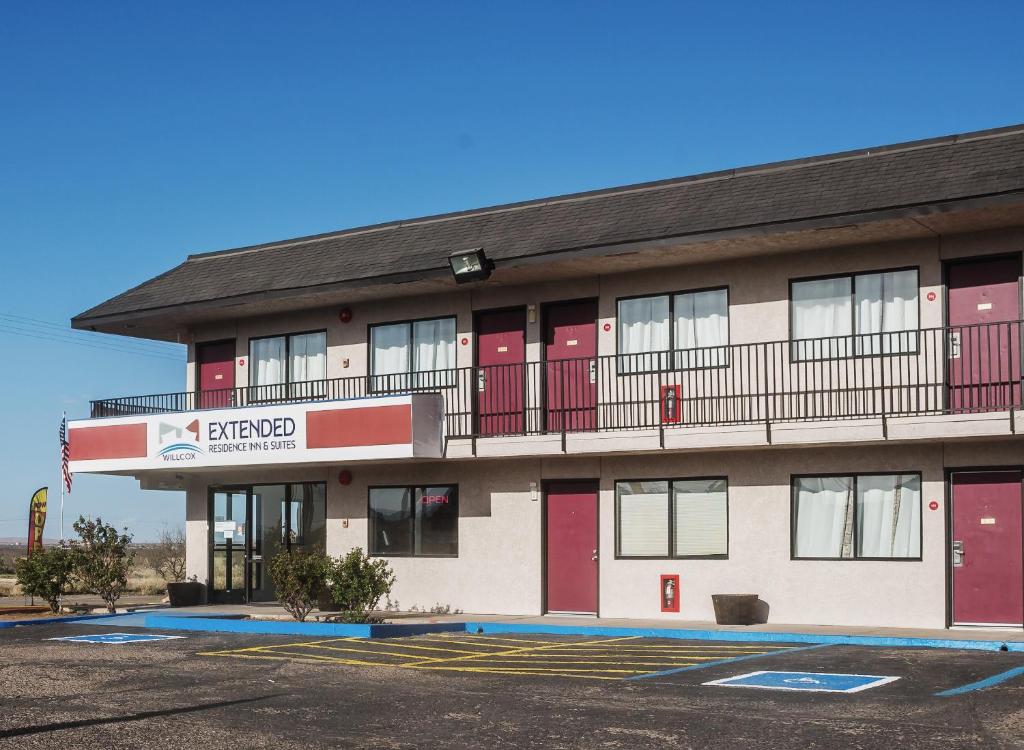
{"left": 184, "top": 482, "right": 209, "bottom": 585}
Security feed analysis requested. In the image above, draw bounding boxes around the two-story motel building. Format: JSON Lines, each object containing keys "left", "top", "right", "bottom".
{"left": 69, "top": 125, "right": 1024, "bottom": 629}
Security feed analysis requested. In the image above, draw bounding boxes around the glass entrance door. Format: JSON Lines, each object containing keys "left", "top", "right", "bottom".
{"left": 209, "top": 482, "right": 328, "bottom": 603}
{"left": 249, "top": 485, "right": 285, "bottom": 602}
{"left": 210, "top": 489, "right": 249, "bottom": 603}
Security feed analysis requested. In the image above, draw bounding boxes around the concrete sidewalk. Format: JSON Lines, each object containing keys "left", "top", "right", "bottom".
{"left": 111, "top": 602, "right": 1024, "bottom": 645}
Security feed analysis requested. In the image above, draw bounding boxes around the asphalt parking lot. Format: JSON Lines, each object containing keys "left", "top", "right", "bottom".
{"left": 1, "top": 622, "right": 1022, "bottom": 749}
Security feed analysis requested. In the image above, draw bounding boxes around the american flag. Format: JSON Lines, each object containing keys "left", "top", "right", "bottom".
{"left": 60, "top": 414, "right": 73, "bottom": 494}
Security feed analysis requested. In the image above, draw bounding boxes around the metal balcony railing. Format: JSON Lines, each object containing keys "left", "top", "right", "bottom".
{"left": 89, "top": 319, "right": 1024, "bottom": 439}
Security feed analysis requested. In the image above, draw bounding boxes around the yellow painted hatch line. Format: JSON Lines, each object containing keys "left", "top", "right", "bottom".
{"left": 198, "top": 650, "right": 389, "bottom": 669}
{"left": 399, "top": 635, "right": 643, "bottom": 668}
{"left": 530, "top": 644, "right": 793, "bottom": 651}
{"left": 408, "top": 663, "right": 651, "bottom": 674}
{"left": 273, "top": 642, "right": 451, "bottom": 660}
{"left": 201, "top": 637, "right": 366, "bottom": 655}
{"left": 498, "top": 648, "right": 778, "bottom": 656}
{"left": 425, "top": 655, "right": 740, "bottom": 666}
{"left": 430, "top": 634, "right": 580, "bottom": 646}
{"left": 414, "top": 666, "right": 622, "bottom": 681}
{"left": 426, "top": 659, "right": 709, "bottom": 668}
{"left": 323, "top": 640, "right": 480, "bottom": 655}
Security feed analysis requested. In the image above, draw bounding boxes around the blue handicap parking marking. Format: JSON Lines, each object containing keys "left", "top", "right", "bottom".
{"left": 704, "top": 670, "right": 900, "bottom": 693}
{"left": 46, "top": 632, "right": 185, "bottom": 644}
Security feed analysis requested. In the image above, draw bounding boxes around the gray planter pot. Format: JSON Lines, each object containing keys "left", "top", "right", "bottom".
{"left": 711, "top": 594, "right": 760, "bottom": 625}
{"left": 318, "top": 589, "right": 341, "bottom": 612}
{"left": 167, "top": 581, "right": 206, "bottom": 607}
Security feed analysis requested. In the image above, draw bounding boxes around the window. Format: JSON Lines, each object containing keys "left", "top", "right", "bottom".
{"left": 370, "top": 317, "right": 456, "bottom": 391}
{"left": 616, "top": 478, "right": 728, "bottom": 558}
{"left": 369, "top": 485, "right": 458, "bottom": 557}
{"left": 792, "top": 473, "right": 921, "bottom": 559}
{"left": 618, "top": 289, "right": 729, "bottom": 372}
{"left": 791, "top": 269, "right": 918, "bottom": 359}
{"left": 249, "top": 331, "right": 327, "bottom": 400}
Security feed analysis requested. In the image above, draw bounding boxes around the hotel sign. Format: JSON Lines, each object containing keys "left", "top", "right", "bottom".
{"left": 67, "top": 394, "right": 444, "bottom": 474}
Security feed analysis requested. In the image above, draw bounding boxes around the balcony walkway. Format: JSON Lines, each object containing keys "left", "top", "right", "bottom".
{"left": 85, "top": 322, "right": 1024, "bottom": 459}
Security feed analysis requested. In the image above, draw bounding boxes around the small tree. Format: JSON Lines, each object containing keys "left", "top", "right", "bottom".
{"left": 70, "top": 516, "right": 135, "bottom": 613}
{"left": 15, "top": 548, "right": 73, "bottom": 613}
{"left": 153, "top": 527, "right": 187, "bottom": 584}
{"left": 267, "top": 549, "right": 332, "bottom": 622}
{"left": 327, "top": 548, "right": 395, "bottom": 623}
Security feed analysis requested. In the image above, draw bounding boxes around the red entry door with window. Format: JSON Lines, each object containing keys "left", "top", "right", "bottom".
{"left": 197, "top": 340, "right": 236, "bottom": 409}
{"left": 951, "top": 471, "right": 1024, "bottom": 626}
{"left": 546, "top": 480, "right": 599, "bottom": 614}
{"left": 946, "top": 256, "right": 1022, "bottom": 412}
{"left": 476, "top": 309, "right": 526, "bottom": 436}
{"left": 544, "top": 300, "right": 598, "bottom": 432}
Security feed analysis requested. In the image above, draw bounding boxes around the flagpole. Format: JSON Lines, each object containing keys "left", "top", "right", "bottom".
{"left": 60, "top": 411, "right": 65, "bottom": 544}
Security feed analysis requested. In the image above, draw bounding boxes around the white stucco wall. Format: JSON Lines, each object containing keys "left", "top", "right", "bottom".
{"left": 180, "top": 439, "right": 1023, "bottom": 628}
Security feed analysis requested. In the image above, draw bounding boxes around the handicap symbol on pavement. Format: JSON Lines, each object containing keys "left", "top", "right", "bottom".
{"left": 704, "top": 670, "right": 900, "bottom": 693}
{"left": 45, "top": 632, "right": 185, "bottom": 644}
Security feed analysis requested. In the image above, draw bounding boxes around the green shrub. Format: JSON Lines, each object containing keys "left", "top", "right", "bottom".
{"left": 327, "top": 548, "right": 395, "bottom": 623}
{"left": 15, "top": 548, "right": 73, "bottom": 613}
{"left": 267, "top": 549, "right": 332, "bottom": 622}
{"left": 70, "top": 516, "right": 135, "bottom": 613}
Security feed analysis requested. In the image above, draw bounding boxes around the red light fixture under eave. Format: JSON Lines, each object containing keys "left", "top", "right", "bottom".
{"left": 338, "top": 470, "right": 352, "bottom": 486}
{"left": 339, "top": 307, "right": 353, "bottom": 323}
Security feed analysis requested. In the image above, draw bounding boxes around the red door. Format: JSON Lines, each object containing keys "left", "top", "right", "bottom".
{"left": 546, "top": 480, "right": 598, "bottom": 614}
{"left": 197, "top": 340, "right": 236, "bottom": 409}
{"left": 947, "top": 256, "right": 1022, "bottom": 412}
{"left": 476, "top": 309, "right": 526, "bottom": 436}
{"left": 951, "top": 471, "right": 1024, "bottom": 626}
{"left": 544, "top": 300, "right": 598, "bottom": 432}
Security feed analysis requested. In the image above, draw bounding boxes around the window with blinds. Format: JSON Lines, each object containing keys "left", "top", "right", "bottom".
{"left": 616, "top": 478, "right": 728, "bottom": 558}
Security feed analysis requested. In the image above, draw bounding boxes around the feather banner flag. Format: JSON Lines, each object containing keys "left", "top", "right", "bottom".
{"left": 27, "top": 487, "right": 47, "bottom": 555}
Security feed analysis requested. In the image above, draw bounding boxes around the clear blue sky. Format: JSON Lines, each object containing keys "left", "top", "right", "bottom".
{"left": 1, "top": 2, "right": 1022, "bottom": 541}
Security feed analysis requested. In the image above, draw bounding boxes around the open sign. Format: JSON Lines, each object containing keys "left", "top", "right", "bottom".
{"left": 421, "top": 495, "right": 450, "bottom": 505}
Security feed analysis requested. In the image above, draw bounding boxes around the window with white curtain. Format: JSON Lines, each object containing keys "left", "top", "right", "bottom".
{"left": 618, "top": 288, "right": 729, "bottom": 372}
{"left": 616, "top": 478, "right": 728, "bottom": 558}
{"left": 793, "top": 473, "right": 921, "bottom": 559}
{"left": 674, "top": 289, "right": 729, "bottom": 368}
{"left": 250, "top": 336, "right": 287, "bottom": 398}
{"left": 855, "top": 474, "right": 921, "bottom": 558}
{"left": 854, "top": 270, "right": 919, "bottom": 355}
{"left": 250, "top": 331, "right": 327, "bottom": 400}
{"left": 370, "top": 317, "right": 456, "bottom": 391}
{"left": 616, "top": 481, "right": 669, "bottom": 556}
{"left": 791, "top": 269, "right": 918, "bottom": 360}
{"left": 289, "top": 331, "right": 327, "bottom": 397}
{"left": 618, "top": 296, "right": 670, "bottom": 373}
{"left": 674, "top": 479, "right": 729, "bottom": 556}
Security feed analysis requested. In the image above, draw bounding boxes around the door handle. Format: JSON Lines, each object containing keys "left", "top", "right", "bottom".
{"left": 948, "top": 331, "right": 961, "bottom": 360}
{"left": 591, "top": 549, "right": 598, "bottom": 561}
{"left": 952, "top": 540, "right": 964, "bottom": 567}
{"left": 477, "top": 370, "right": 487, "bottom": 392}
{"left": 588, "top": 360, "right": 597, "bottom": 384}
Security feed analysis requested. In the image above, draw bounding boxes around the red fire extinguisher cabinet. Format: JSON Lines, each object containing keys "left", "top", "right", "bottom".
{"left": 660, "top": 574, "right": 680, "bottom": 613}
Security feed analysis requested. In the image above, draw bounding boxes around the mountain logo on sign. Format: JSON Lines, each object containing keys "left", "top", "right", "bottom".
{"left": 158, "top": 419, "right": 204, "bottom": 457}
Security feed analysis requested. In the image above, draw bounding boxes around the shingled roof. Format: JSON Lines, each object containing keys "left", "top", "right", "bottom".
{"left": 75, "top": 124, "right": 1024, "bottom": 326}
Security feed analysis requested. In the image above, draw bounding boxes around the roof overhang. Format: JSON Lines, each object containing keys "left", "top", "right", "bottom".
{"left": 71, "top": 190, "right": 1024, "bottom": 342}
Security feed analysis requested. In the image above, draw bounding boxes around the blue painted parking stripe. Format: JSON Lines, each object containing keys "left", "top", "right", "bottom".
{"left": 625, "top": 643, "right": 831, "bottom": 680}
{"left": 935, "top": 666, "right": 1024, "bottom": 697}
{"left": 0, "top": 612, "right": 128, "bottom": 629}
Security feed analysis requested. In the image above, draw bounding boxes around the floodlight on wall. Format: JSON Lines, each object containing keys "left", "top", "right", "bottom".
{"left": 448, "top": 247, "right": 494, "bottom": 283}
